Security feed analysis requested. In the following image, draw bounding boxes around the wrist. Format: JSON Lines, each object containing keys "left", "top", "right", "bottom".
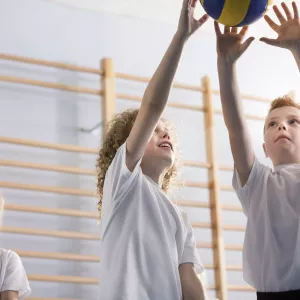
{"left": 291, "top": 47, "right": 300, "bottom": 60}
{"left": 217, "top": 57, "right": 236, "bottom": 70}
{"left": 174, "top": 30, "right": 189, "bottom": 44}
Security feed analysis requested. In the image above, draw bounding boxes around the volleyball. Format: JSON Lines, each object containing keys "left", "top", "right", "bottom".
{"left": 200, "top": 0, "right": 273, "bottom": 27}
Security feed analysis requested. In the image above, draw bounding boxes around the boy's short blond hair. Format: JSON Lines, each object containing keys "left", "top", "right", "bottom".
{"left": 268, "top": 95, "right": 300, "bottom": 113}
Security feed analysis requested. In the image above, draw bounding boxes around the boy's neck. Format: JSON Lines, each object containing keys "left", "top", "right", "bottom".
{"left": 273, "top": 157, "right": 300, "bottom": 168}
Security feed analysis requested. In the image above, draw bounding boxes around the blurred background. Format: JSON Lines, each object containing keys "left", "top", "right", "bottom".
{"left": 0, "top": 0, "right": 299, "bottom": 299}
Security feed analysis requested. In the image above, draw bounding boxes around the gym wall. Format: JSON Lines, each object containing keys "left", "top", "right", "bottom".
{"left": 1, "top": 0, "right": 299, "bottom": 299}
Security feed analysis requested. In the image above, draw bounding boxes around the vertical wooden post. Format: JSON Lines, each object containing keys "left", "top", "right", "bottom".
{"left": 101, "top": 58, "right": 116, "bottom": 139}
{"left": 202, "top": 76, "right": 227, "bottom": 300}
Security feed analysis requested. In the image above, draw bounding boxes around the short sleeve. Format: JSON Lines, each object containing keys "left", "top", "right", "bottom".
{"left": 1, "top": 251, "right": 31, "bottom": 299}
{"left": 104, "top": 142, "right": 142, "bottom": 203}
{"left": 180, "top": 213, "right": 204, "bottom": 274}
{"left": 232, "top": 157, "right": 268, "bottom": 216}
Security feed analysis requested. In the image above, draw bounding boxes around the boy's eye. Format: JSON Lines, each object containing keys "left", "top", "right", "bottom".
{"left": 289, "top": 119, "right": 299, "bottom": 124}
{"left": 268, "top": 122, "right": 276, "bottom": 127}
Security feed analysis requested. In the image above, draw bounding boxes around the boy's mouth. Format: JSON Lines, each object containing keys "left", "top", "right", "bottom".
{"left": 276, "top": 135, "right": 290, "bottom": 142}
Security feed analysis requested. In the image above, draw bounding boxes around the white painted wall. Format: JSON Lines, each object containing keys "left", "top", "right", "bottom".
{"left": 0, "top": 0, "right": 300, "bottom": 299}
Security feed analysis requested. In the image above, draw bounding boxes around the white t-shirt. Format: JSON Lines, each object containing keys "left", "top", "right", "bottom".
{"left": 233, "top": 158, "right": 300, "bottom": 292}
{"left": 0, "top": 249, "right": 31, "bottom": 299}
{"left": 98, "top": 142, "right": 203, "bottom": 300}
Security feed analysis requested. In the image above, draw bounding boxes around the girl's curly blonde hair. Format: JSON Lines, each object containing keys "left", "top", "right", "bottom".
{"left": 96, "top": 109, "right": 179, "bottom": 215}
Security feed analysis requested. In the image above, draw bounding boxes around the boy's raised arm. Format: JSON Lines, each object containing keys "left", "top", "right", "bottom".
{"left": 126, "top": 0, "right": 208, "bottom": 171}
{"left": 215, "top": 22, "right": 255, "bottom": 186}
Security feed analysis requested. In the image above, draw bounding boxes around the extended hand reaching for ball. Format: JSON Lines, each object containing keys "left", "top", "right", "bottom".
{"left": 214, "top": 22, "right": 255, "bottom": 64}
{"left": 177, "top": 0, "right": 209, "bottom": 39}
{"left": 260, "top": 2, "right": 300, "bottom": 53}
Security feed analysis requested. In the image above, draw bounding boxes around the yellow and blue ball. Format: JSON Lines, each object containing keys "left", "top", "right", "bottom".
{"left": 200, "top": 0, "right": 273, "bottom": 27}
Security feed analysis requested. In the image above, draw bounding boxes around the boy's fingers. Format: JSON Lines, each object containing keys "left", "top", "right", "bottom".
{"left": 273, "top": 5, "right": 286, "bottom": 23}
{"left": 292, "top": 1, "right": 299, "bottom": 19}
{"left": 214, "top": 21, "right": 222, "bottom": 36}
{"left": 241, "top": 37, "right": 255, "bottom": 53}
{"left": 198, "top": 14, "right": 209, "bottom": 25}
{"left": 224, "top": 26, "right": 230, "bottom": 34}
{"left": 260, "top": 37, "right": 280, "bottom": 47}
{"left": 190, "top": 0, "right": 197, "bottom": 8}
{"left": 231, "top": 27, "right": 238, "bottom": 34}
{"left": 264, "top": 15, "right": 280, "bottom": 32}
{"left": 281, "top": 2, "right": 292, "bottom": 20}
{"left": 239, "top": 26, "right": 249, "bottom": 38}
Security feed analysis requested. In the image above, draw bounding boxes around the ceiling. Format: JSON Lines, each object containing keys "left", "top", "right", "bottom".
{"left": 49, "top": 0, "right": 291, "bottom": 37}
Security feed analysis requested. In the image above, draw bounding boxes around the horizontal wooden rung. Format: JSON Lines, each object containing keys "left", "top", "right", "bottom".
{"left": 115, "top": 72, "right": 204, "bottom": 92}
{"left": 227, "top": 284, "right": 254, "bottom": 291}
{"left": 28, "top": 274, "right": 98, "bottom": 284}
{"left": 192, "top": 222, "right": 245, "bottom": 231}
{"left": 15, "top": 250, "right": 100, "bottom": 262}
{"left": 192, "top": 222, "right": 211, "bottom": 229}
{"left": 198, "top": 242, "right": 242, "bottom": 251}
{"left": 176, "top": 201, "right": 242, "bottom": 212}
{"left": 220, "top": 185, "right": 233, "bottom": 191}
{"left": 225, "top": 244, "right": 243, "bottom": 251}
{"left": 223, "top": 224, "right": 245, "bottom": 231}
{"left": 176, "top": 200, "right": 210, "bottom": 208}
{"left": 196, "top": 242, "right": 213, "bottom": 249}
{"left": 0, "top": 181, "right": 95, "bottom": 197}
{"left": 181, "top": 181, "right": 210, "bottom": 189}
{"left": 226, "top": 265, "right": 242, "bottom": 271}
{"left": 117, "top": 93, "right": 204, "bottom": 112}
{"left": 211, "top": 88, "right": 272, "bottom": 103}
{"left": 202, "top": 264, "right": 242, "bottom": 271}
{"left": 0, "top": 160, "right": 96, "bottom": 176}
{"left": 0, "top": 136, "right": 98, "bottom": 154}
{"left": 4, "top": 204, "right": 97, "bottom": 218}
{"left": 0, "top": 75, "right": 102, "bottom": 95}
{"left": 0, "top": 53, "right": 102, "bottom": 75}
{"left": 183, "top": 161, "right": 211, "bottom": 168}
{"left": 215, "top": 108, "right": 265, "bottom": 121}
{"left": 222, "top": 204, "right": 242, "bottom": 212}
{"left": 1, "top": 226, "right": 100, "bottom": 240}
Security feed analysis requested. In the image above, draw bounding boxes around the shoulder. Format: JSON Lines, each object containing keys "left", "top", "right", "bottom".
{"left": 7, "top": 250, "right": 22, "bottom": 265}
{"left": 0, "top": 248, "right": 18, "bottom": 262}
{"left": 233, "top": 157, "right": 271, "bottom": 191}
{"left": 0, "top": 248, "right": 23, "bottom": 270}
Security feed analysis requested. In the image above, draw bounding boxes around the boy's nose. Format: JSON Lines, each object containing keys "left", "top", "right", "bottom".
{"left": 278, "top": 125, "right": 287, "bottom": 131}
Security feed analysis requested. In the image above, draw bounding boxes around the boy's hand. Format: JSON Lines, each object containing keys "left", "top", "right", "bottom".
{"left": 177, "top": 0, "right": 209, "bottom": 39}
{"left": 260, "top": 2, "right": 300, "bottom": 54}
{"left": 215, "top": 21, "right": 255, "bottom": 64}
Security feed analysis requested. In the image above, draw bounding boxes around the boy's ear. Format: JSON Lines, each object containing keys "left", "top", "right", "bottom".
{"left": 263, "top": 143, "right": 268, "bottom": 158}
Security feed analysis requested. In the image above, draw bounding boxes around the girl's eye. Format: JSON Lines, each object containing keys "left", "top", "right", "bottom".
{"left": 269, "top": 122, "right": 276, "bottom": 127}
